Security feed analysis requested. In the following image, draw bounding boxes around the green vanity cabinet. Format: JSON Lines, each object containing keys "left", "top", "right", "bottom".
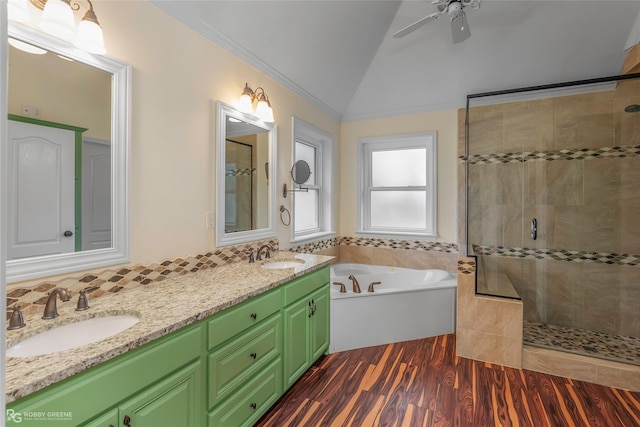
{"left": 7, "top": 265, "right": 330, "bottom": 427}
{"left": 283, "top": 267, "right": 330, "bottom": 389}
{"left": 206, "top": 288, "right": 282, "bottom": 426}
{"left": 7, "top": 323, "right": 204, "bottom": 427}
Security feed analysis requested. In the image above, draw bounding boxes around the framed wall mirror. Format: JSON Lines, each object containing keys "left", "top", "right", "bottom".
{"left": 215, "top": 101, "right": 276, "bottom": 246}
{"left": 5, "top": 23, "right": 130, "bottom": 282}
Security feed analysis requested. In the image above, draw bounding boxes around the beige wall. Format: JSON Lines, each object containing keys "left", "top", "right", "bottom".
{"left": 95, "top": 1, "right": 340, "bottom": 265}
{"left": 339, "top": 110, "right": 458, "bottom": 244}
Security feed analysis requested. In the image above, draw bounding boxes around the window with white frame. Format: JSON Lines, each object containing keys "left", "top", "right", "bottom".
{"left": 358, "top": 132, "right": 437, "bottom": 238}
{"left": 292, "top": 118, "right": 334, "bottom": 242}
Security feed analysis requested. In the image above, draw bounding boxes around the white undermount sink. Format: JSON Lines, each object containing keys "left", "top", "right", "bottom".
{"left": 6, "top": 314, "right": 140, "bottom": 358}
{"left": 261, "top": 260, "right": 304, "bottom": 269}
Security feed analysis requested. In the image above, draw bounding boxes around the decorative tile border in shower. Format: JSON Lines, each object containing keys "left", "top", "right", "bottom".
{"left": 6, "top": 238, "right": 279, "bottom": 316}
{"left": 458, "top": 144, "right": 640, "bottom": 165}
{"left": 473, "top": 244, "right": 640, "bottom": 267}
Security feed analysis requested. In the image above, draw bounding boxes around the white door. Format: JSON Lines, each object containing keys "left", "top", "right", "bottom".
{"left": 7, "top": 120, "right": 76, "bottom": 260}
{"left": 81, "top": 138, "right": 112, "bottom": 250}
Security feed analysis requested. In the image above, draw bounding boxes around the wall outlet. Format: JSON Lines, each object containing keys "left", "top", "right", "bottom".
{"left": 33, "top": 107, "right": 41, "bottom": 118}
{"left": 205, "top": 211, "right": 214, "bottom": 229}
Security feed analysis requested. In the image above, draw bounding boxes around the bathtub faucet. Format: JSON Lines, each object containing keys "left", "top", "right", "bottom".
{"left": 348, "top": 275, "right": 361, "bottom": 293}
{"left": 368, "top": 281, "right": 381, "bottom": 292}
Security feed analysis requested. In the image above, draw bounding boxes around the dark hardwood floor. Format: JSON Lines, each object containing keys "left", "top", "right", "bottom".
{"left": 257, "top": 334, "right": 640, "bottom": 426}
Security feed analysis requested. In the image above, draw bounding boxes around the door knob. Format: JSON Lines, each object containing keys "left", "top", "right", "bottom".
{"left": 63, "top": 230, "right": 73, "bottom": 237}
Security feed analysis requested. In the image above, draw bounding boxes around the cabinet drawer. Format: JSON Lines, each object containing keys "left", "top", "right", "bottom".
{"left": 208, "top": 359, "right": 282, "bottom": 427}
{"left": 208, "top": 315, "right": 281, "bottom": 409}
{"left": 283, "top": 266, "right": 329, "bottom": 306}
{"left": 208, "top": 289, "right": 280, "bottom": 350}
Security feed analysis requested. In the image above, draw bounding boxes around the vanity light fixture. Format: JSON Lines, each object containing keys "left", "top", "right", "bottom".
{"left": 8, "top": 0, "right": 107, "bottom": 55}
{"left": 237, "top": 83, "right": 275, "bottom": 123}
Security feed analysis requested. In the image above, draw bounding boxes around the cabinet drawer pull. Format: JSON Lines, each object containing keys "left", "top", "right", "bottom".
{"left": 123, "top": 415, "right": 132, "bottom": 427}
{"left": 250, "top": 352, "right": 257, "bottom": 359}
{"left": 250, "top": 402, "right": 257, "bottom": 410}
{"left": 250, "top": 312, "right": 257, "bottom": 320}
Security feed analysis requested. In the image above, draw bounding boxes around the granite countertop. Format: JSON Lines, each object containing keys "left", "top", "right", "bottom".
{"left": 5, "top": 252, "right": 333, "bottom": 403}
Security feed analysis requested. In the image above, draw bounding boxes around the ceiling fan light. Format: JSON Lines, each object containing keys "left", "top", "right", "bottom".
{"left": 8, "top": 0, "right": 31, "bottom": 23}
{"left": 40, "top": 0, "right": 76, "bottom": 42}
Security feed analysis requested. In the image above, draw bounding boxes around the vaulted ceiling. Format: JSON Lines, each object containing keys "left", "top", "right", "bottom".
{"left": 153, "top": 0, "right": 640, "bottom": 121}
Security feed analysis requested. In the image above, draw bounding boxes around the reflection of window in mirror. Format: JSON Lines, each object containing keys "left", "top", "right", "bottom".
{"left": 292, "top": 118, "right": 334, "bottom": 242}
{"left": 357, "top": 132, "right": 437, "bottom": 238}
{"left": 5, "top": 24, "right": 130, "bottom": 282}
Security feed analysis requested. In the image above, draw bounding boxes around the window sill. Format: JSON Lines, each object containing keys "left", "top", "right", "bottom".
{"left": 291, "top": 231, "right": 336, "bottom": 245}
{"left": 356, "top": 230, "right": 438, "bottom": 240}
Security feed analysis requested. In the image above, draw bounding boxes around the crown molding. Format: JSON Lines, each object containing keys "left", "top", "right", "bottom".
{"left": 151, "top": 2, "right": 341, "bottom": 120}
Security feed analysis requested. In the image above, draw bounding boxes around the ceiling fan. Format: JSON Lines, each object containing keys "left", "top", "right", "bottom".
{"left": 393, "top": 0, "right": 482, "bottom": 44}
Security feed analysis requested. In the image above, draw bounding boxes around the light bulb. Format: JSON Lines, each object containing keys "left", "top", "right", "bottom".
{"left": 8, "top": 0, "right": 31, "bottom": 23}
{"left": 75, "top": 19, "right": 107, "bottom": 54}
{"left": 40, "top": 0, "right": 76, "bottom": 43}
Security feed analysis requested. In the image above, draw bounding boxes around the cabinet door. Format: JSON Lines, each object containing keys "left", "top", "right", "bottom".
{"left": 118, "top": 361, "right": 201, "bottom": 427}
{"left": 82, "top": 409, "right": 118, "bottom": 427}
{"left": 310, "top": 286, "right": 329, "bottom": 361}
{"left": 283, "top": 299, "right": 311, "bottom": 388}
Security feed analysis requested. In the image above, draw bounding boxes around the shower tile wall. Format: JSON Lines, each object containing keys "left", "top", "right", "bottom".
{"left": 464, "top": 79, "right": 640, "bottom": 339}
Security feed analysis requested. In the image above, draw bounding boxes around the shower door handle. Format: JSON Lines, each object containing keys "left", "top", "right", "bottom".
{"left": 530, "top": 218, "right": 537, "bottom": 240}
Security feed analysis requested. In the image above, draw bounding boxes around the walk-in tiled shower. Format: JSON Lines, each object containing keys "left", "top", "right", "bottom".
{"left": 463, "top": 73, "right": 640, "bottom": 366}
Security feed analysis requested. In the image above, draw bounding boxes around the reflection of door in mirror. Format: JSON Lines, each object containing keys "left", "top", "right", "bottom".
{"left": 7, "top": 119, "right": 79, "bottom": 259}
{"left": 82, "top": 137, "right": 112, "bottom": 250}
{"left": 225, "top": 139, "right": 254, "bottom": 232}
{"left": 8, "top": 36, "right": 112, "bottom": 260}
{"left": 7, "top": 117, "right": 112, "bottom": 260}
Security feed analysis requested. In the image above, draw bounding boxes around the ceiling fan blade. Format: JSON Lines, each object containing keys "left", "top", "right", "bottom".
{"left": 451, "top": 12, "right": 471, "bottom": 44}
{"left": 393, "top": 12, "right": 440, "bottom": 38}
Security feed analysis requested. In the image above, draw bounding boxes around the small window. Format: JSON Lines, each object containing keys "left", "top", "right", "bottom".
{"left": 358, "top": 132, "right": 437, "bottom": 238}
{"left": 292, "top": 118, "right": 334, "bottom": 242}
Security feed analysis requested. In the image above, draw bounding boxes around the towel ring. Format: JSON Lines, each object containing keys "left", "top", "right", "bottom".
{"left": 280, "top": 205, "right": 291, "bottom": 226}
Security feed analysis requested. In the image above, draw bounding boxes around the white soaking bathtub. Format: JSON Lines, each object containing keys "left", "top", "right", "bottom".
{"left": 329, "top": 263, "right": 457, "bottom": 353}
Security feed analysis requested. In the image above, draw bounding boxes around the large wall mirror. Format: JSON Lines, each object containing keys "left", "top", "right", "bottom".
{"left": 5, "top": 23, "right": 130, "bottom": 282}
{"left": 216, "top": 101, "right": 276, "bottom": 246}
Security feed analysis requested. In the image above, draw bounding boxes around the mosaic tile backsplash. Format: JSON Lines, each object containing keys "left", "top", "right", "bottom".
{"left": 7, "top": 236, "right": 458, "bottom": 317}
{"left": 6, "top": 239, "right": 279, "bottom": 318}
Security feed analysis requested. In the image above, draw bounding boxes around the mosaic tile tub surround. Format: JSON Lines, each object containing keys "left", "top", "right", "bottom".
{"left": 6, "top": 236, "right": 459, "bottom": 316}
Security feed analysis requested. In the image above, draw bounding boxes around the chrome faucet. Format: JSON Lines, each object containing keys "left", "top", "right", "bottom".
{"left": 256, "top": 244, "right": 273, "bottom": 261}
{"left": 348, "top": 275, "right": 361, "bottom": 293}
{"left": 42, "top": 288, "right": 72, "bottom": 319}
